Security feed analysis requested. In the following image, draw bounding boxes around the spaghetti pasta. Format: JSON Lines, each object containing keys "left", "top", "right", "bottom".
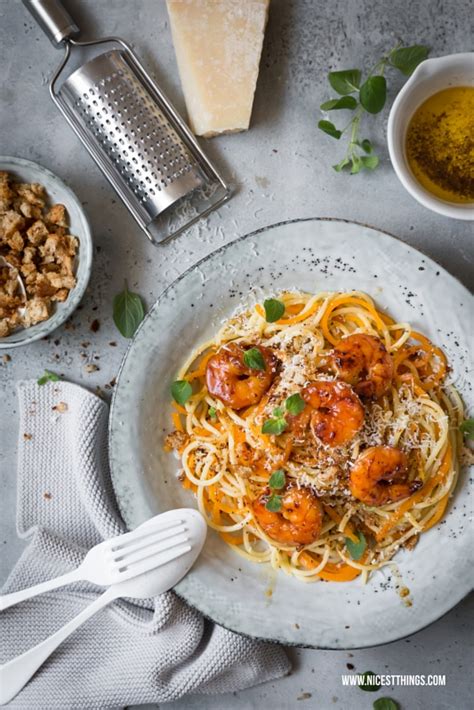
{"left": 165, "top": 291, "right": 464, "bottom": 583}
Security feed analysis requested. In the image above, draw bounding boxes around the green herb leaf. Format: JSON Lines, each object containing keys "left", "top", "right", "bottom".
{"left": 333, "top": 157, "right": 352, "bottom": 172}
{"left": 273, "top": 406, "right": 285, "bottom": 418}
{"left": 209, "top": 406, "right": 217, "bottom": 420}
{"left": 345, "top": 531, "right": 367, "bottom": 560}
{"left": 328, "top": 69, "right": 361, "bottom": 95}
{"left": 264, "top": 298, "right": 285, "bottom": 323}
{"left": 262, "top": 417, "right": 288, "bottom": 436}
{"left": 320, "top": 96, "right": 358, "bottom": 111}
{"left": 373, "top": 699, "right": 400, "bottom": 710}
{"left": 460, "top": 418, "right": 474, "bottom": 439}
{"left": 113, "top": 281, "right": 145, "bottom": 338}
{"left": 318, "top": 120, "right": 342, "bottom": 139}
{"left": 389, "top": 45, "right": 430, "bottom": 76}
{"left": 171, "top": 380, "right": 192, "bottom": 406}
{"left": 350, "top": 154, "right": 363, "bottom": 175}
{"left": 321, "top": 44, "right": 431, "bottom": 176}
{"left": 269, "top": 469, "right": 286, "bottom": 489}
{"left": 359, "top": 76, "right": 387, "bottom": 114}
{"left": 37, "top": 370, "right": 60, "bottom": 386}
{"left": 359, "top": 671, "right": 381, "bottom": 692}
{"left": 361, "top": 154, "right": 379, "bottom": 170}
{"left": 243, "top": 347, "right": 266, "bottom": 371}
{"left": 265, "top": 494, "right": 282, "bottom": 512}
{"left": 285, "top": 393, "right": 305, "bottom": 416}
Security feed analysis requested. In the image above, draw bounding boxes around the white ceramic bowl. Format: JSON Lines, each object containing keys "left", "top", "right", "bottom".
{"left": 0, "top": 156, "right": 93, "bottom": 348}
{"left": 387, "top": 52, "right": 474, "bottom": 220}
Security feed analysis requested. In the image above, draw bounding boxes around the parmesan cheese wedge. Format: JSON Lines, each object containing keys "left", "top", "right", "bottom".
{"left": 166, "top": 0, "right": 270, "bottom": 137}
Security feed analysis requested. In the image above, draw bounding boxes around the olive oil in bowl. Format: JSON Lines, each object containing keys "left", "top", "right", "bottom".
{"left": 405, "top": 86, "right": 474, "bottom": 204}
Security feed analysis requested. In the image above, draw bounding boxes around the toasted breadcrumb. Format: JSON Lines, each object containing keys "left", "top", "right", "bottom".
{"left": 164, "top": 430, "right": 189, "bottom": 453}
{"left": 0, "top": 172, "right": 78, "bottom": 337}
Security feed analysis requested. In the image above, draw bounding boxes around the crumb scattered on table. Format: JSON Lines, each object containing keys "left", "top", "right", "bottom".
{"left": 84, "top": 363, "right": 99, "bottom": 373}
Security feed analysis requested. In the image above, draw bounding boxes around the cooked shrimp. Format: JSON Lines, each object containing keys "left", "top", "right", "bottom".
{"left": 206, "top": 342, "right": 279, "bottom": 409}
{"left": 350, "top": 445, "right": 420, "bottom": 506}
{"left": 332, "top": 334, "right": 394, "bottom": 399}
{"left": 252, "top": 485, "right": 323, "bottom": 545}
{"left": 290, "top": 380, "right": 364, "bottom": 447}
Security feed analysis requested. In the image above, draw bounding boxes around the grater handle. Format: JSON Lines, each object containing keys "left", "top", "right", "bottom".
{"left": 22, "top": 0, "right": 79, "bottom": 47}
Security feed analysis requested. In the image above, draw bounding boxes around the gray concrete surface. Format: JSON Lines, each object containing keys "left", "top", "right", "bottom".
{"left": 1, "top": 0, "right": 473, "bottom": 708}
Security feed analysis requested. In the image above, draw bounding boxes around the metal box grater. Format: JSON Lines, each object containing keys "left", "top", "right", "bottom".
{"left": 23, "top": 0, "right": 231, "bottom": 245}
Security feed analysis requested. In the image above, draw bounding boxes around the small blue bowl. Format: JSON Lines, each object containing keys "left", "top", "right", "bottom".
{"left": 0, "top": 156, "right": 93, "bottom": 348}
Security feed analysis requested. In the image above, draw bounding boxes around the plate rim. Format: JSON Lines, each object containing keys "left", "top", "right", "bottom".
{"left": 109, "top": 217, "right": 473, "bottom": 648}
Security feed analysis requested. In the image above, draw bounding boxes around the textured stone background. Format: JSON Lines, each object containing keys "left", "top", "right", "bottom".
{"left": 1, "top": 0, "right": 472, "bottom": 708}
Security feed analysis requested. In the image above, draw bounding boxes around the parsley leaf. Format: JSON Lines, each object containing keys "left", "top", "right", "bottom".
{"left": 37, "top": 370, "right": 60, "bottom": 386}
{"left": 285, "top": 392, "right": 305, "bottom": 416}
{"left": 345, "top": 531, "right": 367, "bottom": 561}
{"left": 262, "top": 417, "right": 287, "bottom": 435}
{"left": 171, "top": 380, "right": 192, "bottom": 406}
{"left": 359, "top": 671, "right": 381, "bottom": 692}
{"left": 113, "top": 281, "right": 145, "bottom": 338}
{"left": 264, "top": 298, "right": 285, "bottom": 323}
{"left": 209, "top": 406, "right": 217, "bottom": 420}
{"left": 268, "top": 469, "right": 286, "bottom": 489}
{"left": 460, "top": 418, "right": 474, "bottom": 439}
{"left": 243, "top": 347, "right": 266, "bottom": 371}
{"left": 265, "top": 494, "right": 282, "bottom": 512}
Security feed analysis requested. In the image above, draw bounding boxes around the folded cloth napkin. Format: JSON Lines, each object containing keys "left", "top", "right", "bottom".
{"left": 1, "top": 381, "right": 290, "bottom": 709}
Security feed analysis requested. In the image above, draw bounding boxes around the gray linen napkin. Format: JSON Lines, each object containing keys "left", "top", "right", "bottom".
{"left": 0, "top": 381, "right": 290, "bottom": 709}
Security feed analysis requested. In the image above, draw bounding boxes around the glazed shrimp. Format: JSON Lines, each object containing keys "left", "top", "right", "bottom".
{"left": 290, "top": 381, "right": 365, "bottom": 447}
{"left": 350, "top": 445, "right": 420, "bottom": 506}
{"left": 332, "top": 334, "right": 394, "bottom": 399}
{"left": 206, "top": 342, "right": 279, "bottom": 409}
{"left": 252, "top": 485, "right": 323, "bottom": 545}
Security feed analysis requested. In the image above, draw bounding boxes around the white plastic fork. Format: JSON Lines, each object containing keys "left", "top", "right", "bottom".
{"left": 0, "top": 508, "right": 206, "bottom": 704}
{"left": 0, "top": 509, "right": 199, "bottom": 611}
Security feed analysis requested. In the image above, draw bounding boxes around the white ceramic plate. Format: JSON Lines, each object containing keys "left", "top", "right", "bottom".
{"left": 0, "top": 156, "right": 93, "bottom": 348}
{"left": 109, "top": 219, "right": 473, "bottom": 648}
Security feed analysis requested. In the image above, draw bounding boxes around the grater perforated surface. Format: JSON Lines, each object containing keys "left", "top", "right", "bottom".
{"left": 60, "top": 51, "right": 203, "bottom": 219}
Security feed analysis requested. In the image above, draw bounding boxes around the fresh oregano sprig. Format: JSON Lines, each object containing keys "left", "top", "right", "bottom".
{"left": 265, "top": 469, "right": 286, "bottom": 512}
{"left": 318, "top": 44, "right": 430, "bottom": 174}
{"left": 261, "top": 392, "right": 306, "bottom": 435}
